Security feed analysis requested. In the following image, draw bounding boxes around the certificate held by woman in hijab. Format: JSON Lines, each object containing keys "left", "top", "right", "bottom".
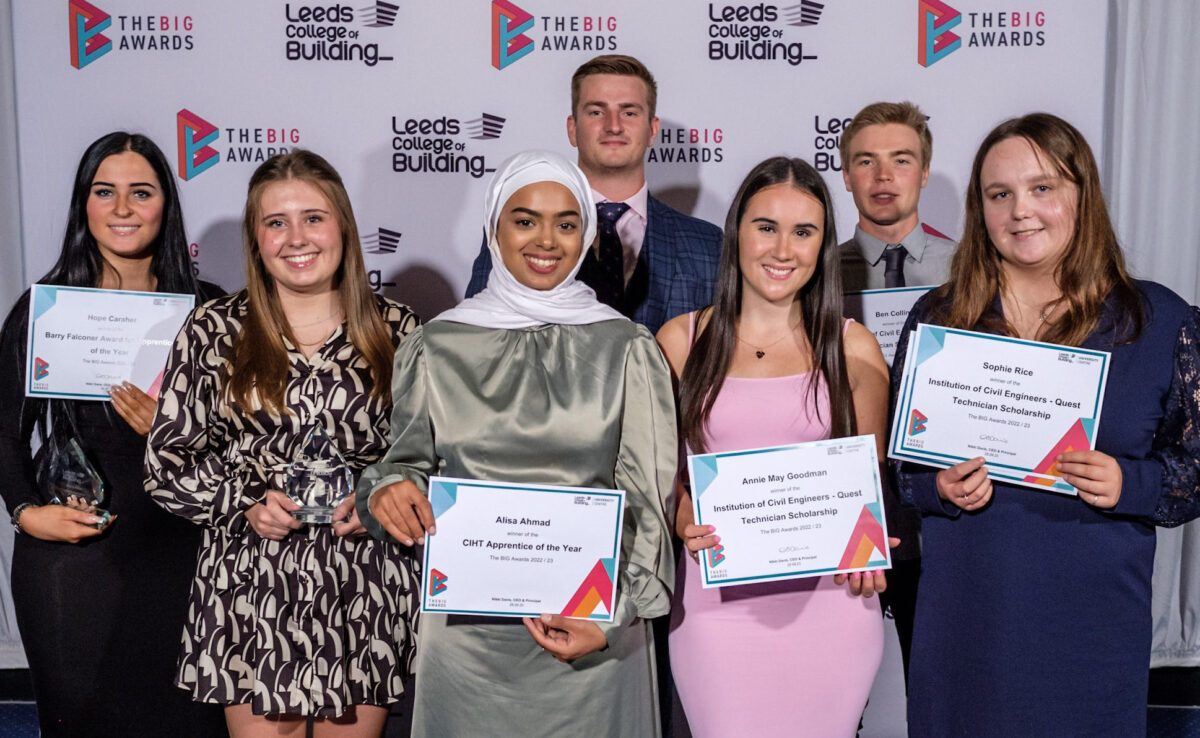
{"left": 420, "top": 477, "right": 626, "bottom": 621}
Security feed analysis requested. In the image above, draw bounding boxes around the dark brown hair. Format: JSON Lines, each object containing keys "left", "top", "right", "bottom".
{"left": 25, "top": 131, "right": 201, "bottom": 459}
{"left": 570, "top": 54, "right": 657, "bottom": 119}
{"left": 929, "top": 112, "right": 1142, "bottom": 346}
{"left": 228, "top": 150, "right": 393, "bottom": 413}
{"left": 839, "top": 101, "right": 932, "bottom": 169}
{"left": 680, "top": 157, "right": 854, "bottom": 454}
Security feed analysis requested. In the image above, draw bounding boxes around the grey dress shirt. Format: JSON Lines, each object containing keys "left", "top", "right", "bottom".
{"left": 839, "top": 222, "right": 956, "bottom": 291}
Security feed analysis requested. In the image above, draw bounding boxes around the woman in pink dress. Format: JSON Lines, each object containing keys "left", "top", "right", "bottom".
{"left": 658, "top": 157, "right": 891, "bottom": 738}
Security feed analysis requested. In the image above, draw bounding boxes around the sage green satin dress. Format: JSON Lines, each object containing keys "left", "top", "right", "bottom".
{"left": 358, "top": 318, "right": 677, "bottom": 737}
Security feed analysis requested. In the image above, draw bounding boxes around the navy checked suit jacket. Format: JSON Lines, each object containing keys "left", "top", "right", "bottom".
{"left": 465, "top": 195, "right": 722, "bottom": 335}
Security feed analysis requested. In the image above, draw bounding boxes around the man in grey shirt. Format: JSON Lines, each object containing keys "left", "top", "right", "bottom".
{"left": 839, "top": 101, "right": 954, "bottom": 291}
{"left": 839, "top": 101, "right": 955, "bottom": 689}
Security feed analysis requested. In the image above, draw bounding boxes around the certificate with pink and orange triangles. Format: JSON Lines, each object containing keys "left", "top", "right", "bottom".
{"left": 688, "top": 435, "right": 890, "bottom": 588}
{"left": 420, "top": 477, "right": 624, "bottom": 620}
{"left": 889, "top": 324, "right": 1110, "bottom": 494}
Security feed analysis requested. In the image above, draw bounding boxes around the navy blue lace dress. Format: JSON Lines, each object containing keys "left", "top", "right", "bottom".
{"left": 893, "top": 280, "right": 1200, "bottom": 737}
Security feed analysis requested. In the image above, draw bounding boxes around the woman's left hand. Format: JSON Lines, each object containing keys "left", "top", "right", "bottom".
{"left": 109, "top": 382, "right": 156, "bottom": 436}
{"left": 331, "top": 494, "right": 366, "bottom": 537}
{"left": 833, "top": 537, "right": 901, "bottom": 598}
{"left": 523, "top": 614, "right": 608, "bottom": 663}
{"left": 1056, "top": 450, "right": 1122, "bottom": 509}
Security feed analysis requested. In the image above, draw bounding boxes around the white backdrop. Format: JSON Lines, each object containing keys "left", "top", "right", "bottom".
{"left": 14, "top": 0, "right": 1105, "bottom": 322}
{"left": 4, "top": 0, "right": 1194, "bottom": 710}
{"left": 1, "top": 0, "right": 1110, "bottom": 683}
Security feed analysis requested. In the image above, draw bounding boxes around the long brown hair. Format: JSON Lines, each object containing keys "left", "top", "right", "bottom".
{"left": 680, "top": 157, "right": 855, "bottom": 454}
{"left": 228, "top": 150, "right": 393, "bottom": 414}
{"left": 931, "top": 113, "right": 1142, "bottom": 345}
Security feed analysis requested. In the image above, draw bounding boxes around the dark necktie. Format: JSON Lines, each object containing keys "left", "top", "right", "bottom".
{"left": 583, "top": 201, "right": 630, "bottom": 307}
{"left": 883, "top": 244, "right": 907, "bottom": 288}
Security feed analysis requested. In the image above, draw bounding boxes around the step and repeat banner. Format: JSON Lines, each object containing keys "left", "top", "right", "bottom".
{"left": 14, "top": 0, "right": 1105, "bottom": 320}
{"left": 5, "top": 0, "right": 1108, "bottom": 672}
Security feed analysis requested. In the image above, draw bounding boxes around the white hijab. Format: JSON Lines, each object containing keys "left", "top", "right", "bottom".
{"left": 433, "top": 150, "right": 626, "bottom": 329}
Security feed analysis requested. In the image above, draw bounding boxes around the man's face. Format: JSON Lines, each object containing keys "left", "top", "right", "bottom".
{"left": 567, "top": 73, "right": 659, "bottom": 178}
{"left": 842, "top": 123, "right": 930, "bottom": 232}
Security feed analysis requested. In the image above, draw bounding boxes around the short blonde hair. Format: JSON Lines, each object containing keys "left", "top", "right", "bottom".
{"left": 839, "top": 101, "right": 932, "bottom": 169}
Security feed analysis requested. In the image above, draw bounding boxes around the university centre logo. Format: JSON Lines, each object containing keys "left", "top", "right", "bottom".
{"left": 491, "top": 0, "right": 620, "bottom": 71}
{"left": 706, "top": 2, "right": 822, "bottom": 66}
{"left": 359, "top": 1, "right": 399, "bottom": 27}
{"left": 390, "top": 113, "right": 507, "bottom": 178}
{"left": 69, "top": 0, "right": 112, "bottom": 69}
{"left": 283, "top": 1, "right": 399, "bottom": 66}
{"left": 918, "top": 2, "right": 1048, "bottom": 67}
{"left": 67, "top": 0, "right": 196, "bottom": 69}
{"left": 176, "top": 109, "right": 302, "bottom": 181}
{"left": 785, "top": 0, "right": 825, "bottom": 26}
{"left": 466, "top": 113, "right": 506, "bottom": 140}
{"left": 363, "top": 227, "right": 402, "bottom": 255}
{"left": 917, "top": 0, "right": 961, "bottom": 67}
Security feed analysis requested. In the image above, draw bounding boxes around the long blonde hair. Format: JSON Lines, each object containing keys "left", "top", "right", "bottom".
{"left": 228, "top": 150, "right": 394, "bottom": 413}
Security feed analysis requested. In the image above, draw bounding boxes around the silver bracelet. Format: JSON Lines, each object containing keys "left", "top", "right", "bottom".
{"left": 11, "top": 502, "right": 35, "bottom": 534}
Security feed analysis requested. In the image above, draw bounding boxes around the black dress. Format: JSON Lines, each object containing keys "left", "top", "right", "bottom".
{"left": 0, "top": 285, "right": 227, "bottom": 738}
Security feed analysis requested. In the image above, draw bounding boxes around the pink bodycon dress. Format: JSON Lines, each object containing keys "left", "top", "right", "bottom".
{"left": 669, "top": 316, "right": 884, "bottom": 738}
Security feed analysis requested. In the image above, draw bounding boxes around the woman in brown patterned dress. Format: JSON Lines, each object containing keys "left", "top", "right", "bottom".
{"left": 145, "top": 150, "right": 419, "bottom": 737}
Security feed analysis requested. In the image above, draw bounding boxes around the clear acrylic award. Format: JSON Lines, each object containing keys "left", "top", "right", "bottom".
{"left": 286, "top": 425, "right": 352, "bottom": 524}
{"left": 48, "top": 438, "right": 110, "bottom": 528}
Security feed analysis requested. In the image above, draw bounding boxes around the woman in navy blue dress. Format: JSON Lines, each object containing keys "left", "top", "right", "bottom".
{"left": 893, "top": 113, "right": 1200, "bottom": 736}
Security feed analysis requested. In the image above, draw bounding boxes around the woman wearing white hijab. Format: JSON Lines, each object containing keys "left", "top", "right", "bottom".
{"left": 356, "top": 151, "right": 677, "bottom": 736}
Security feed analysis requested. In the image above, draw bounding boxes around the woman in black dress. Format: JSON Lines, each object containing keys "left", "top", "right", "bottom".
{"left": 0, "top": 131, "right": 226, "bottom": 736}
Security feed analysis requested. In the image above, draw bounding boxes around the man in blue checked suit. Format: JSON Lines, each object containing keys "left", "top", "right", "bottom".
{"left": 465, "top": 54, "right": 722, "bottom": 335}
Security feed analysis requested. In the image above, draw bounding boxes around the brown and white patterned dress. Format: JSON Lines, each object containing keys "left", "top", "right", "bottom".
{"left": 145, "top": 291, "right": 420, "bottom": 718}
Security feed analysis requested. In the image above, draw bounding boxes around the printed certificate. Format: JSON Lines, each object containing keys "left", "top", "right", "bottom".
{"left": 421, "top": 477, "right": 625, "bottom": 620}
{"left": 25, "top": 285, "right": 194, "bottom": 400}
{"left": 890, "top": 324, "right": 1110, "bottom": 494}
{"left": 844, "top": 286, "right": 934, "bottom": 364}
{"left": 688, "top": 435, "right": 890, "bottom": 588}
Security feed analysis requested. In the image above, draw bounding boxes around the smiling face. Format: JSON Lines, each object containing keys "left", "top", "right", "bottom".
{"left": 842, "top": 122, "right": 929, "bottom": 240}
{"left": 567, "top": 73, "right": 660, "bottom": 179}
{"left": 737, "top": 182, "right": 825, "bottom": 307}
{"left": 980, "top": 136, "right": 1079, "bottom": 276}
{"left": 496, "top": 181, "right": 584, "bottom": 291}
{"left": 86, "top": 151, "right": 164, "bottom": 263}
{"left": 255, "top": 178, "right": 344, "bottom": 298}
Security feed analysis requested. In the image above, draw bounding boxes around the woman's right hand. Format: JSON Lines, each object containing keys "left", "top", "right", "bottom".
{"left": 680, "top": 523, "right": 719, "bottom": 563}
{"left": 17, "top": 504, "right": 112, "bottom": 543}
{"left": 367, "top": 480, "right": 435, "bottom": 546}
{"left": 245, "top": 490, "right": 303, "bottom": 541}
{"left": 936, "top": 457, "right": 993, "bottom": 511}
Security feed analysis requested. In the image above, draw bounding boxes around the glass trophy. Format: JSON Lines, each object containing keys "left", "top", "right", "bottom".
{"left": 48, "top": 438, "right": 110, "bottom": 529}
{"left": 286, "top": 425, "right": 352, "bottom": 524}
